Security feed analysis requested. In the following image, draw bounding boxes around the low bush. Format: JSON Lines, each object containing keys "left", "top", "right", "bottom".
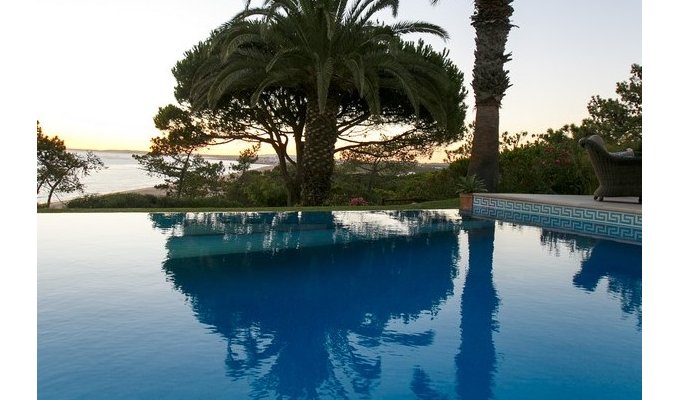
{"left": 67, "top": 193, "right": 159, "bottom": 208}
{"left": 497, "top": 130, "right": 597, "bottom": 194}
{"left": 66, "top": 193, "right": 242, "bottom": 209}
{"left": 349, "top": 197, "right": 369, "bottom": 206}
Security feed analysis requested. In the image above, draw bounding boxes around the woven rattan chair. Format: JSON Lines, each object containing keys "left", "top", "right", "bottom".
{"left": 579, "top": 135, "right": 642, "bottom": 203}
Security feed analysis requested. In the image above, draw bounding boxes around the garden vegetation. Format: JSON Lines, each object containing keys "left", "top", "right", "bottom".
{"left": 50, "top": 63, "right": 642, "bottom": 210}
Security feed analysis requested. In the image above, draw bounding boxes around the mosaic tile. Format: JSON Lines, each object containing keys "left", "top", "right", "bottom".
{"left": 472, "top": 196, "right": 641, "bottom": 243}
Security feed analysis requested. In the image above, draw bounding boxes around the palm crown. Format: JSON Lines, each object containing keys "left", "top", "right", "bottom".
{"left": 195, "top": 0, "right": 452, "bottom": 125}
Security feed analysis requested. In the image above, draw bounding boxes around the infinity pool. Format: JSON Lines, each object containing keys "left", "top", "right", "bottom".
{"left": 37, "top": 211, "right": 641, "bottom": 399}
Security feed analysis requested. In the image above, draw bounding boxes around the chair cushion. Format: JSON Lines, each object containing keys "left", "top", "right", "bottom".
{"left": 611, "top": 148, "right": 635, "bottom": 158}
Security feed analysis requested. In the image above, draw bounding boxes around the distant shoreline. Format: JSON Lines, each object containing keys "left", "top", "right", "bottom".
{"left": 42, "top": 150, "right": 445, "bottom": 208}
{"left": 67, "top": 148, "right": 148, "bottom": 154}
{"left": 44, "top": 163, "right": 275, "bottom": 209}
{"left": 66, "top": 149, "right": 449, "bottom": 168}
{"left": 66, "top": 148, "right": 281, "bottom": 163}
{"left": 46, "top": 186, "right": 168, "bottom": 209}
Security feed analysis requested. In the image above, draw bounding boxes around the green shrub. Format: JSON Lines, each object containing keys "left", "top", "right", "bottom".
{"left": 242, "top": 172, "right": 288, "bottom": 207}
{"left": 454, "top": 174, "right": 488, "bottom": 194}
{"left": 66, "top": 193, "right": 159, "bottom": 208}
{"left": 66, "top": 192, "right": 242, "bottom": 209}
{"left": 328, "top": 173, "right": 376, "bottom": 205}
{"left": 497, "top": 130, "right": 597, "bottom": 194}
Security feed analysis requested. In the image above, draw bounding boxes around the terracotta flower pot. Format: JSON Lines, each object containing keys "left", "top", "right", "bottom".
{"left": 459, "top": 193, "right": 473, "bottom": 213}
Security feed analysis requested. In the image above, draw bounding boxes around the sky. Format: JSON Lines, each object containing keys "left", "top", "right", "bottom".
{"left": 29, "top": 0, "right": 642, "bottom": 157}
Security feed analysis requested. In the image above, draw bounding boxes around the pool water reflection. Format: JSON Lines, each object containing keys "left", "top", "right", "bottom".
{"left": 38, "top": 211, "right": 641, "bottom": 399}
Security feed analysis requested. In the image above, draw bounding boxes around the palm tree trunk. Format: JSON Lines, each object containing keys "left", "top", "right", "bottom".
{"left": 468, "top": 104, "right": 500, "bottom": 191}
{"left": 467, "top": 0, "right": 514, "bottom": 193}
{"left": 301, "top": 97, "right": 339, "bottom": 206}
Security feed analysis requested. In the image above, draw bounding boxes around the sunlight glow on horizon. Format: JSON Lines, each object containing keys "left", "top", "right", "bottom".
{"left": 34, "top": 0, "right": 641, "bottom": 156}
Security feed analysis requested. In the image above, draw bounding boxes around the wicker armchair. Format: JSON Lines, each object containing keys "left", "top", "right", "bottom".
{"left": 578, "top": 135, "right": 642, "bottom": 203}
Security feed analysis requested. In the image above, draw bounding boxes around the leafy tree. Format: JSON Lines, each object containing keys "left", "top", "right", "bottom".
{"left": 580, "top": 64, "right": 642, "bottom": 149}
{"left": 172, "top": 36, "right": 465, "bottom": 205}
{"left": 174, "top": 39, "right": 309, "bottom": 205}
{"left": 37, "top": 121, "right": 105, "bottom": 207}
{"left": 224, "top": 144, "right": 265, "bottom": 205}
{"left": 133, "top": 105, "right": 225, "bottom": 198}
{"left": 189, "top": 0, "right": 465, "bottom": 205}
{"left": 339, "top": 138, "right": 418, "bottom": 191}
{"left": 229, "top": 144, "right": 261, "bottom": 177}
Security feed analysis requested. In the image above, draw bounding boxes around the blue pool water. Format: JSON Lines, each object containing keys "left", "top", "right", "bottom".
{"left": 37, "top": 211, "right": 641, "bottom": 399}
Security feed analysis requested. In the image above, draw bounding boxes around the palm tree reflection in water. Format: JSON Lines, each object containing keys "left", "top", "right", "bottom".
{"left": 155, "top": 211, "right": 461, "bottom": 399}
{"left": 455, "top": 220, "right": 500, "bottom": 400}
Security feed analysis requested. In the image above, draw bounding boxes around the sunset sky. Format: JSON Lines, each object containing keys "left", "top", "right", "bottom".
{"left": 32, "top": 0, "right": 641, "bottom": 156}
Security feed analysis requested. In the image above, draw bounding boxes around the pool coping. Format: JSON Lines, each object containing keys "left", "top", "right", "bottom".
{"left": 471, "top": 193, "right": 642, "bottom": 244}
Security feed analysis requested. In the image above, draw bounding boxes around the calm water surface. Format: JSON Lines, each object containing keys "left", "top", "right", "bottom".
{"left": 37, "top": 211, "right": 641, "bottom": 399}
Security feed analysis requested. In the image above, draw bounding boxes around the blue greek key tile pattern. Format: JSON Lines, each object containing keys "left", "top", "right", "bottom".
{"left": 472, "top": 196, "right": 641, "bottom": 243}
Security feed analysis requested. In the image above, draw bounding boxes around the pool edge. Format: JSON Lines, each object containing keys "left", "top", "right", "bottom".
{"left": 471, "top": 193, "right": 642, "bottom": 244}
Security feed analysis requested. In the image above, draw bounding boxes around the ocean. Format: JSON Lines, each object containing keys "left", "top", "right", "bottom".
{"left": 37, "top": 150, "right": 271, "bottom": 204}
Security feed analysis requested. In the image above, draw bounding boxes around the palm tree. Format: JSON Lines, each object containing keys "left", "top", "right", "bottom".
{"left": 467, "top": 0, "right": 514, "bottom": 192}
{"left": 192, "top": 0, "right": 455, "bottom": 205}
{"left": 432, "top": 0, "right": 514, "bottom": 192}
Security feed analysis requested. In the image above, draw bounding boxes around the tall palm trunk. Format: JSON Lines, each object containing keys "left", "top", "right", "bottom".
{"left": 467, "top": 0, "right": 514, "bottom": 192}
{"left": 469, "top": 104, "right": 500, "bottom": 190}
{"left": 301, "top": 97, "right": 339, "bottom": 206}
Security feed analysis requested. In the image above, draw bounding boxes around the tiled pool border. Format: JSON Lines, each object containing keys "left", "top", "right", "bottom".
{"left": 471, "top": 194, "right": 642, "bottom": 244}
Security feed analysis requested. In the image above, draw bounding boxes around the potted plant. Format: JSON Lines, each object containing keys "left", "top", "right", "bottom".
{"left": 454, "top": 174, "right": 488, "bottom": 213}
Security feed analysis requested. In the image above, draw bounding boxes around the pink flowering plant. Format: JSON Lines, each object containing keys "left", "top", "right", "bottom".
{"left": 349, "top": 197, "right": 369, "bottom": 206}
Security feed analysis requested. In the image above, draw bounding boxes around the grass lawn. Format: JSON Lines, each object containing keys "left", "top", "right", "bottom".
{"left": 37, "top": 198, "right": 459, "bottom": 213}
